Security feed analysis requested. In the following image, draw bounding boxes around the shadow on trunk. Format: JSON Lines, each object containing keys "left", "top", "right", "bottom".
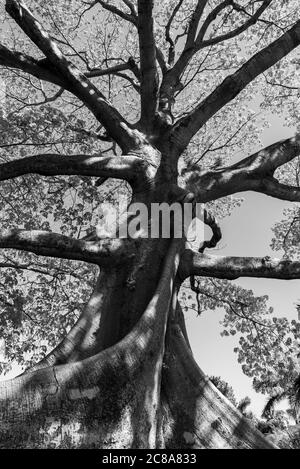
{"left": 0, "top": 241, "right": 275, "bottom": 449}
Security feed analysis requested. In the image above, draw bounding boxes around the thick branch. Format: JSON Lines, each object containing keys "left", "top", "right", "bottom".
{"left": 0, "top": 153, "right": 149, "bottom": 190}
{"left": 172, "top": 0, "right": 209, "bottom": 72}
{"left": 0, "top": 229, "right": 139, "bottom": 266}
{"left": 173, "top": 19, "right": 300, "bottom": 151}
{"left": 87, "top": 58, "right": 141, "bottom": 92}
{"left": 137, "top": 0, "right": 159, "bottom": 131}
{"left": 5, "top": 0, "right": 137, "bottom": 152}
{"left": 179, "top": 250, "right": 300, "bottom": 281}
{"left": 0, "top": 44, "right": 69, "bottom": 89}
{"left": 184, "top": 134, "right": 300, "bottom": 203}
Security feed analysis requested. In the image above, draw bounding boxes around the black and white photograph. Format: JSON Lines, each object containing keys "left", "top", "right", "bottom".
{"left": 0, "top": 0, "right": 299, "bottom": 454}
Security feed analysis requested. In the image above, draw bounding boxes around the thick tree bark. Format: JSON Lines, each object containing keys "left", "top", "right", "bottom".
{"left": 0, "top": 237, "right": 276, "bottom": 449}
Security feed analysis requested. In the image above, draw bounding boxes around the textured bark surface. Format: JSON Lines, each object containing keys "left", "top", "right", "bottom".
{"left": 0, "top": 239, "right": 275, "bottom": 449}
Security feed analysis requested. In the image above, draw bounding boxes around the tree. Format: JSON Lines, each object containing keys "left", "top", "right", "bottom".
{"left": 0, "top": 0, "right": 300, "bottom": 449}
{"left": 262, "top": 371, "right": 300, "bottom": 425}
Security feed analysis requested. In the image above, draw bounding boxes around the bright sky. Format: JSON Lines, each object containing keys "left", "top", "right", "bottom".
{"left": 186, "top": 114, "right": 299, "bottom": 416}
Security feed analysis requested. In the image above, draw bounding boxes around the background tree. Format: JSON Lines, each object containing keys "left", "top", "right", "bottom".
{"left": 0, "top": 0, "right": 300, "bottom": 449}
{"left": 209, "top": 375, "right": 238, "bottom": 407}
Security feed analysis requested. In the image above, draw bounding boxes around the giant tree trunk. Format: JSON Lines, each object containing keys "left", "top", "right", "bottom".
{"left": 3, "top": 0, "right": 300, "bottom": 451}
{"left": 0, "top": 238, "right": 274, "bottom": 449}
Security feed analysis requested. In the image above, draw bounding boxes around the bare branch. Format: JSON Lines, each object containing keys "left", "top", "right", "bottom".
{"left": 155, "top": 46, "right": 168, "bottom": 75}
{"left": 188, "top": 277, "right": 270, "bottom": 329}
{"left": 9, "top": 86, "right": 65, "bottom": 110}
{"left": 179, "top": 250, "right": 300, "bottom": 281}
{"left": 195, "top": 0, "right": 232, "bottom": 46}
{"left": 85, "top": 58, "right": 141, "bottom": 91}
{"left": 0, "top": 153, "right": 150, "bottom": 191}
{"left": 113, "top": 72, "right": 141, "bottom": 93}
{"left": 137, "top": 0, "right": 159, "bottom": 131}
{"left": 185, "top": 0, "right": 209, "bottom": 50}
{"left": 173, "top": 19, "right": 300, "bottom": 151}
{"left": 96, "top": 0, "right": 166, "bottom": 81}
{"left": 189, "top": 205, "right": 222, "bottom": 304}
{"left": 196, "top": 0, "right": 272, "bottom": 48}
{"left": 264, "top": 75, "right": 299, "bottom": 90}
{"left": 199, "top": 208, "right": 222, "bottom": 252}
{"left": 86, "top": 57, "right": 140, "bottom": 80}
{"left": 184, "top": 134, "right": 300, "bottom": 203}
{"left": 5, "top": 0, "right": 138, "bottom": 152}
{"left": 159, "top": 1, "right": 209, "bottom": 113}
{"left": 122, "top": 0, "right": 136, "bottom": 16}
{"left": 253, "top": 178, "right": 300, "bottom": 202}
{"left": 159, "top": 0, "right": 271, "bottom": 121}
{"left": 0, "top": 229, "right": 139, "bottom": 266}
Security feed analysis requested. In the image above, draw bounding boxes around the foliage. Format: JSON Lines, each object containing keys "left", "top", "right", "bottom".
{"left": 209, "top": 375, "right": 238, "bottom": 407}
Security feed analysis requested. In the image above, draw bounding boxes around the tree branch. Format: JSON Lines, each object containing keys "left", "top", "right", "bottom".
{"left": 137, "top": 0, "right": 159, "bottom": 131}
{"left": 179, "top": 250, "right": 300, "bottom": 281}
{"left": 0, "top": 258, "right": 83, "bottom": 279}
{"left": 97, "top": 0, "right": 137, "bottom": 25}
{"left": 184, "top": 135, "right": 300, "bottom": 203}
{"left": 159, "top": 1, "right": 209, "bottom": 116}
{"left": 173, "top": 18, "right": 300, "bottom": 151}
{"left": 5, "top": 0, "right": 138, "bottom": 152}
{"left": 0, "top": 229, "right": 139, "bottom": 266}
{"left": 86, "top": 58, "right": 141, "bottom": 92}
{"left": 185, "top": 0, "right": 209, "bottom": 50}
{"left": 87, "top": 57, "right": 140, "bottom": 80}
{"left": 196, "top": 0, "right": 272, "bottom": 48}
{"left": 0, "top": 153, "right": 150, "bottom": 191}
{"left": 0, "top": 44, "right": 69, "bottom": 89}
{"left": 254, "top": 178, "right": 300, "bottom": 201}
{"left": 159, "top": 0, "right": 270, "bottom": 114}
{"left": 96, "top": 0, "right": 167, "bottom": 82}
{"left": 122, "top": 0, "right": 137, "bottom": 18}
{"left": 165, "top": 0, "right": 184, "bottom": 66}
{"left": 199, "top": 208, "right": 222, "bottom": 252}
